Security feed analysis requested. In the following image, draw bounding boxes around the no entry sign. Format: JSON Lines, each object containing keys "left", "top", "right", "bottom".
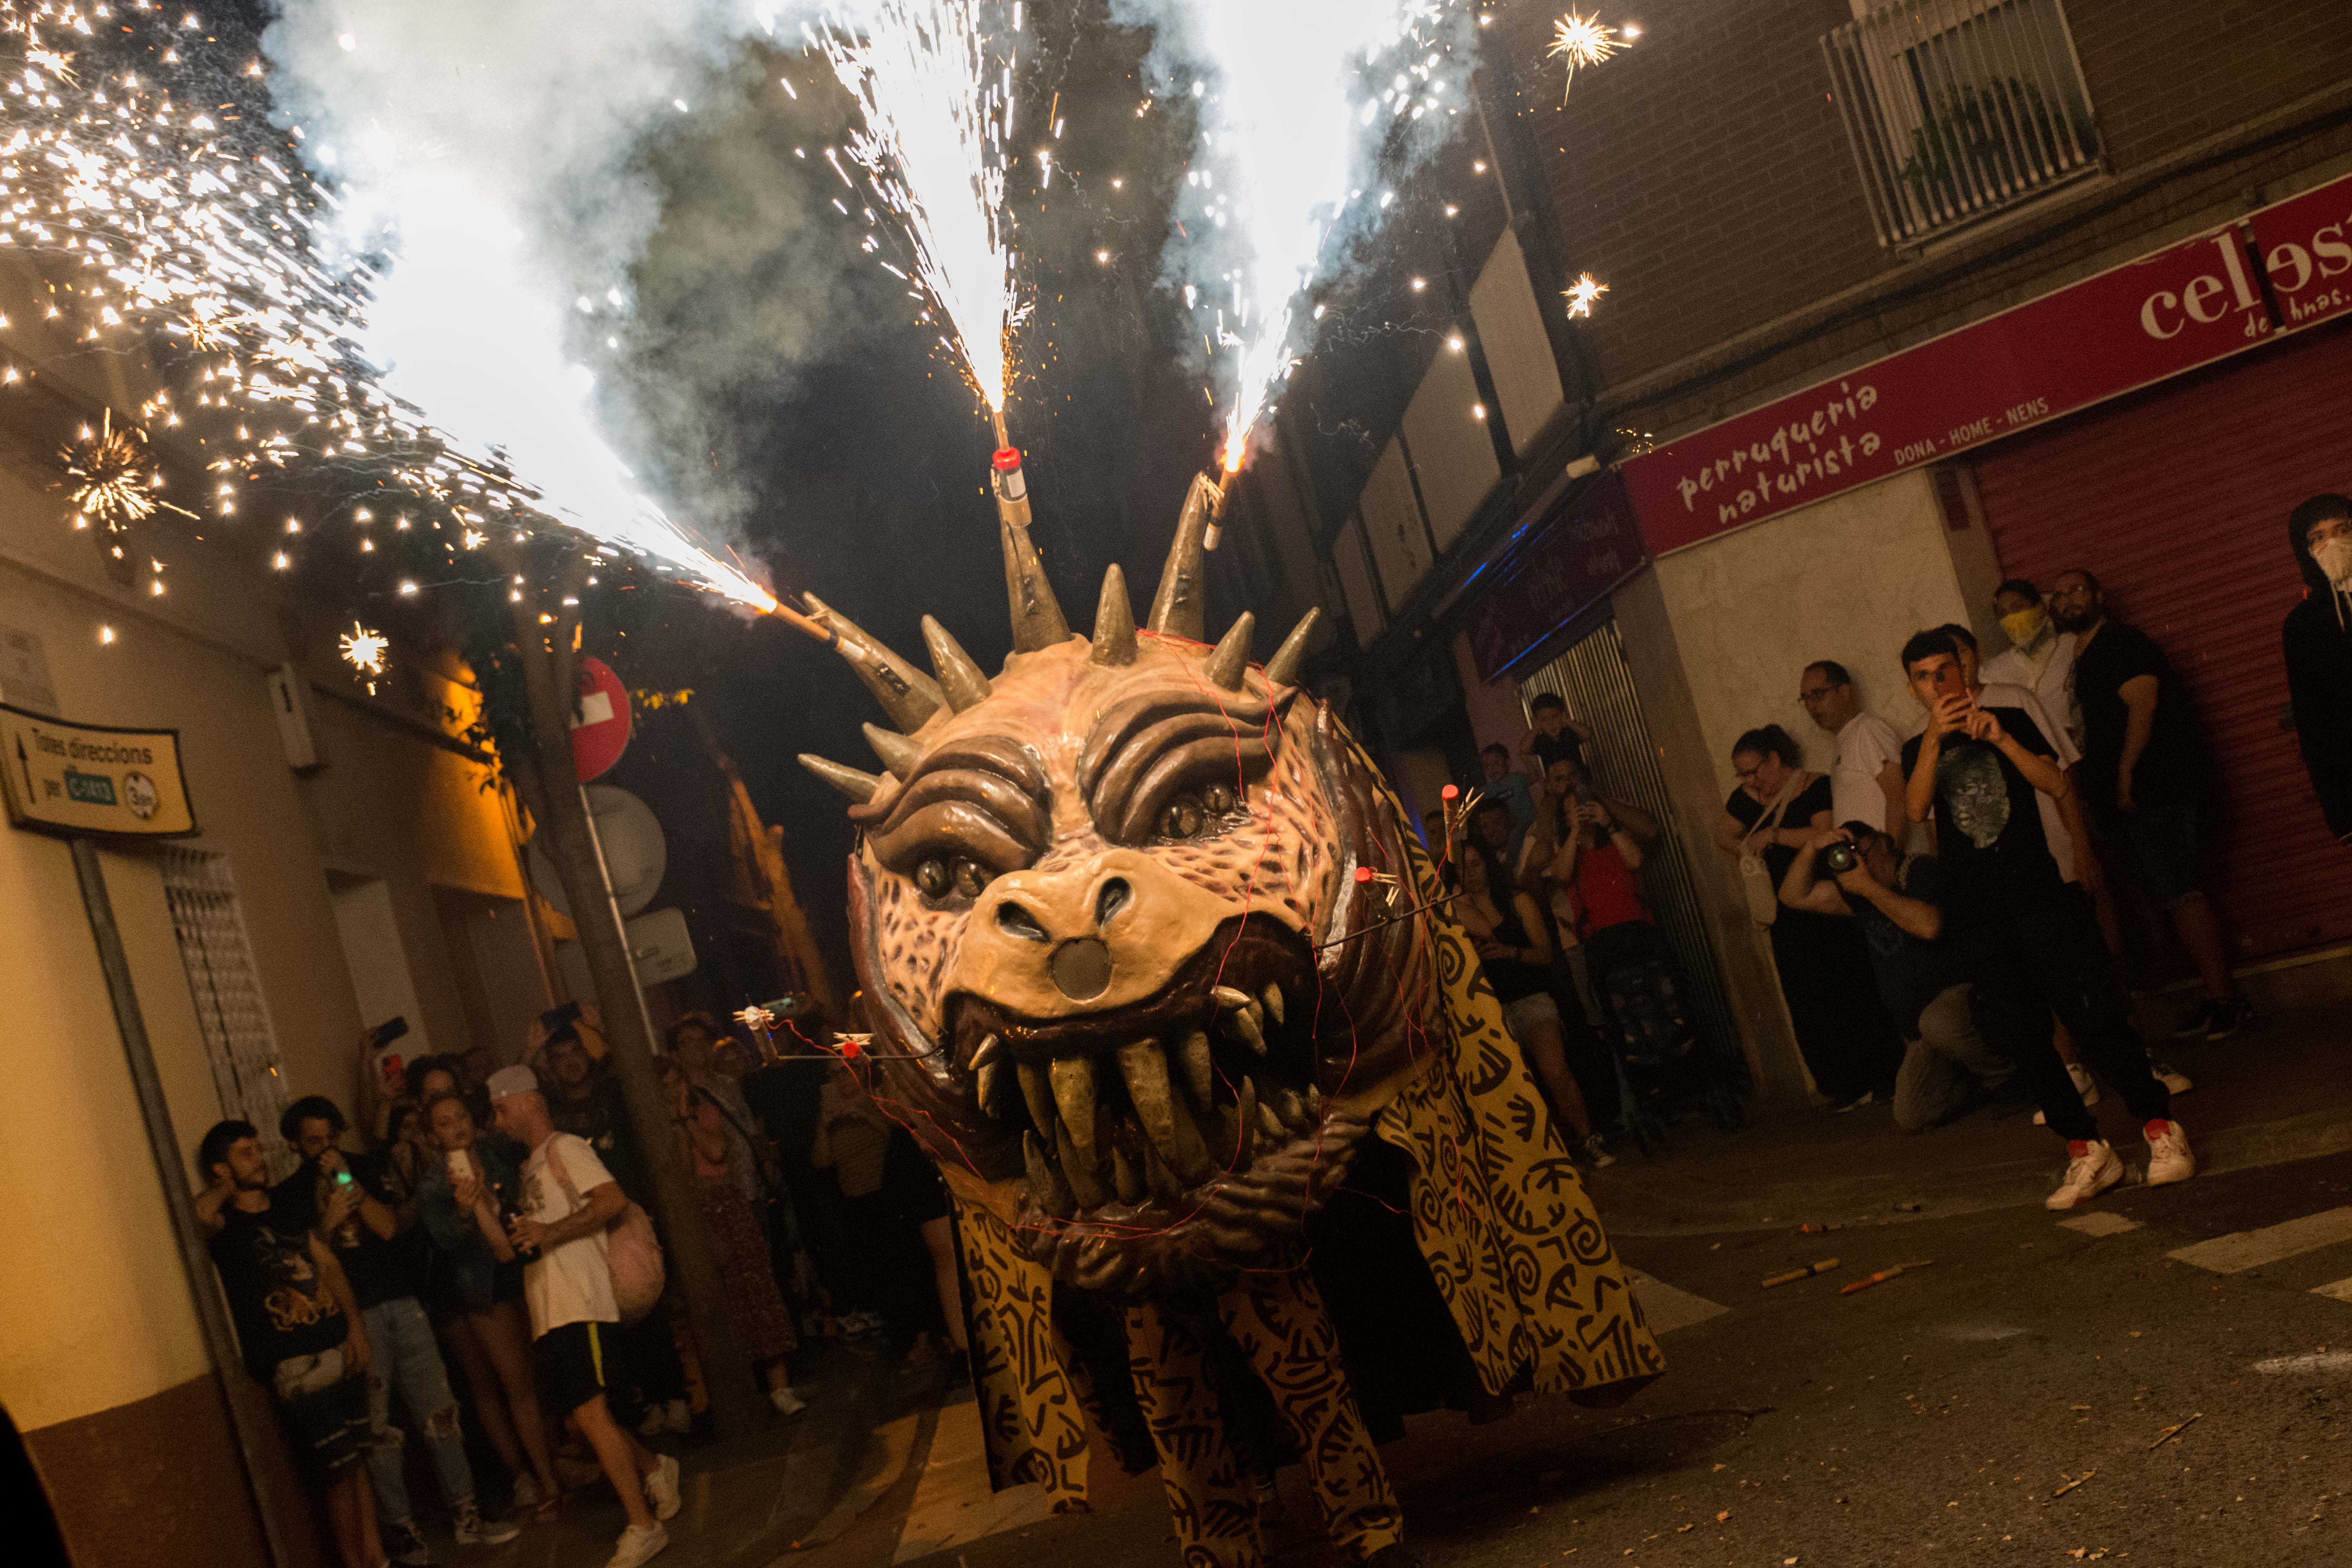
{"left": 570, "top": 656, "right": 632, "bottom": 782}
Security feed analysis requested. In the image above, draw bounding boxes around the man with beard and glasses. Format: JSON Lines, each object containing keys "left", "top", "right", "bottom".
{"left": 1898, "top": 628, "right": 2192, "bottom": 1209}
{"left": 1799, "top": 659, "right": 1907, "bottom": 841}
{"left": 2285, "top": 494, "right": 2352, "bottom": 851}
{"left": 2049, "top": 569, "right": 2250, "bottom": 1042}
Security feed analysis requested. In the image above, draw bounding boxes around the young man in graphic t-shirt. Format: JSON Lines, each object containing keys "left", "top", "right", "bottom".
{"left": 486, "top": 1066, "right": 679, "bottom": 1568}
{"left": 196, "top": 1119, "right": 383, "bottom": 1568}
{"left": 1898, "top": 628, "right": 2194, "bottom": 1209}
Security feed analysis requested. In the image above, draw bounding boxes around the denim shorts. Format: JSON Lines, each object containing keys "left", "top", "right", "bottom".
{"left": 1503, "top": 991, "right": 1562, "bottom": 1037}
{"left": 2120, "top": 797, "right": 2206, "bottom": 909}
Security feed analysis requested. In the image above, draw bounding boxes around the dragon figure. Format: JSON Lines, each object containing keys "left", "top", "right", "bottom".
{"left": 798, "top": 481, "right": 1663, "bottom": 1567}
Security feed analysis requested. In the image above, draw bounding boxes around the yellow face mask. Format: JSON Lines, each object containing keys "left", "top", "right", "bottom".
{"left": 2000, "top": 606, "right": 2046, "bottom": 648}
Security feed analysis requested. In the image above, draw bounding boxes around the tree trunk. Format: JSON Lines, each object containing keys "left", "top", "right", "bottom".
{"left": 502, "top": 576, "right": 767, "bottom": 1442}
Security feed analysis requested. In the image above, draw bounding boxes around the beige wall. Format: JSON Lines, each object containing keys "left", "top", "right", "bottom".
{"left": 1652, "top": 468, "right": 1970, "bottom": 800}
{"left": 0, "top": 448, "right": 528, "bottom": 1450}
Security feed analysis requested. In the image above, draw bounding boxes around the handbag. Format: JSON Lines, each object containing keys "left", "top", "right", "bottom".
{"left": 544, "top": 1135, "right": 666, "bottom": 1323}
{"left": 1737, "top": 771, "right": 1813, "bottom": 927}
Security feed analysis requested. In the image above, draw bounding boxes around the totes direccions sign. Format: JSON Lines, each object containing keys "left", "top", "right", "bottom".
{"left": 1622, "top": 168, "right": 2352, "bottom": 556}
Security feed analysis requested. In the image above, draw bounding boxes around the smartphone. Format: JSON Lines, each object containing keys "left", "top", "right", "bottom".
{"left": 365, "top": 1016, "right": 410, "bottom": 1051}
{"left": 539, "top": 1001, "right": 583, "bottom": 1032}
{"left": 333, "top": 1168, "right": 354, "bottom": 1189}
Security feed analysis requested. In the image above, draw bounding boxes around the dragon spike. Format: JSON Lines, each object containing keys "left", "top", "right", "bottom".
{"left": 1147, "top": 472, "right": 1225, "bottom": 641}
{"left": 999, "top": 516, "right": 1070, "bottom": 655}
{"left": 861, "top": 722, "right": 923, "bottom": 779}
{"left": 1091, "top": 564, "right": 1138, "bottom": 666}
{"left": 799, "top": 754, "right": 882, "bottom": 803}
{"left": 1203, "top": 612, "right": 1255, "bottom": 691}
{"left": 1262, "top": 607, "right": 1322, "bottom": 689}
{"left": 800, "top": 592, "right": 944, "bottom": 733}
{"left": 921, "top": 616, "right": 992, "bottom": 713}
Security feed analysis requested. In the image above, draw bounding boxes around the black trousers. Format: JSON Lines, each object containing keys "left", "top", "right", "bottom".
{"left": 1964, "top": 893, "right": 2169, "bottom": 1143}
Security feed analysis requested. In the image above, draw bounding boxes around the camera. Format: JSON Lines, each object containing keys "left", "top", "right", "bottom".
{"left": 1822, "top": 840, "right": 1863, "bottom": 875}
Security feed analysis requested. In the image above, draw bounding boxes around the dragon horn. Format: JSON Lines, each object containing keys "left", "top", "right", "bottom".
{"left": 800, "top": 592, "right": 943, "bottom": 733}
{"left": 999, "top": 516, "right": 1070, "bottom": 654}
{"left": 1147, "top": 472, "right": 1224, "bottom": 641}
{"left": 921, "top": 616, "right": 993, "bottom": 713}
{"left": 1261, "top": 607, "right": 1321, "bottom": 688}
{"left": 1091, "top": 564, "right": 1138, "bottom": 666}
{"left": 798, "top": 754, "right": 882, "bottom": 803}
{"left": 861, "top": 722, "right": 922, "bottom": 779}
{"left": 1203, "top": 612, "right": 1255, "bottom": 691}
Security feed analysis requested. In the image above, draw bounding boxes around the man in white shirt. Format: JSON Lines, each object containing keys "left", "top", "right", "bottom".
{"left": 1981, "top": 578, "right": 2082, "bottom": 748}
{"left": 1799, "top": 661, "right": 1906, "bottom": 840}
{"left": 487, "top": 1066, "right": 680, "bottom": 1568}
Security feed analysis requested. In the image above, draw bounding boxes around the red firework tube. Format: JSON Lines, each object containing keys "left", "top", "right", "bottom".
{"left": 991, "top": 446, "right": 1033, "bottom": 529}
{"left": 1440, "top": 782, "right": 1461, "bottom": 845}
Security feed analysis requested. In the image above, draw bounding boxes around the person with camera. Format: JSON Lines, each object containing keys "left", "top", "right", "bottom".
{"left": 1778, "top": 824, "right": 2015, "bottom": 1132}
{"left": 486, "top": 1066, "right": 681, "bottom": 1568}
{"left": 195, "top": 1119, "right": 383, "bottom": 1568}
{"left": 275, "top": 1097, "right": 521, "bottom": 1563}
{"left": 1897, "top": 629, "right": 2192, "bottom": 1208}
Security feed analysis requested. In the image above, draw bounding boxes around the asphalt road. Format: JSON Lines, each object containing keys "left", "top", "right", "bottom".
{"left": 889, "top": 1146, "right": 2352, "bottom": 1568}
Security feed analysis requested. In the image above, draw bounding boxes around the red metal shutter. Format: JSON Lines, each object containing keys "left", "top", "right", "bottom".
{"left": 1965, "top": 320, "right": 2352, "bottom": 962}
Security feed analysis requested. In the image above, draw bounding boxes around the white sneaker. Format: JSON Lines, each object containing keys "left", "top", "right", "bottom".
{"left": 642, "top": 1453, "right": 681, "bottom": 1522}
{"left": 2034, "top": 1063, "right": 2102, "bottom": 1126}
{"left": 661, "top": 1398, "right": 691, "bottom": 1434}
{"left": 604, "top": 1522, "right": 669, "bottom": 1568}
{"left": 2046, "top": 1139, "right": 2125, "bottom": 1209}
{"left": 637, "top": 1403, "right": 670, "bottom": 1438}
{"left": 2145, "top": 1120, "right": 2196, "bottom": 1187}
{"left": 2151, "top": 1062, "right": 2194, "bottom": 1095}
{"left": 769, "top": 1386, "right": 808, "bottom": 1417}
{"left": 510, "top": 1475, "right": 544, "bottom": 1511}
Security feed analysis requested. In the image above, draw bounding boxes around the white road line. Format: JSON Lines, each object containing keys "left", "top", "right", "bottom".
{"left": 891, "top": 1399, "right": 1055, "bottom": 1565}
{"left": 2312, "top": 1277, "right": 2352, "bottom": 1303}
{"left": 2058, "top": 1212, "right": 2141, "bottom": 1236}
{"left": 1626, "top": 1268, "right": 1729, "bottom": 1336}
{"left": 2167, "top": 1207, "right": 2352, "bottom": 1274}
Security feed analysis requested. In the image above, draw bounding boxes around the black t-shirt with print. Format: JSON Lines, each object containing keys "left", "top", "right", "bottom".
{"left": 1529, "top": 726, "right": 1587, "bottom": 777}
{"left": 210, "top": 1199, "right": 348, "bottom": 1379}
{"left": 272, "top": 1152, "right": 420, "bottom": 1311}
{"left": 1900, "top": 707, "right": 2065, "bottom": 929}
{"left": 2071, "top": 621, "right": 2202, "bottom": 809}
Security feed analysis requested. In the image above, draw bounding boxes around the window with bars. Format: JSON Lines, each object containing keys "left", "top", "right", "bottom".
{"left": 1824, "top": 0, "right": 2101, "bottom": 248}
{"left": 161, "top": 848, "right": 292, "bottom": 1168}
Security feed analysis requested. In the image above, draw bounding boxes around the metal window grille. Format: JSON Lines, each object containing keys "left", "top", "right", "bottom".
{"left": 1518, "top": 624, "right": 1746, "bottom": 1086}
{"left": 1824, "top": 0, "right": 2101, "bottom": 248}
{"left": 160, "top": 848, "right": 292, "bottom": 1169}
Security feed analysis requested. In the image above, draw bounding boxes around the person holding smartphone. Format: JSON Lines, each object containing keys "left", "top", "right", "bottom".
{"left": 1897, "top": 628, "right": 2192, "bottom": 1209}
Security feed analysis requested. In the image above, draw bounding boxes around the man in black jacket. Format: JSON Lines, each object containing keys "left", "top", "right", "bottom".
{"left": 2285, "top": 493, "right": 2352, "bottom": 850}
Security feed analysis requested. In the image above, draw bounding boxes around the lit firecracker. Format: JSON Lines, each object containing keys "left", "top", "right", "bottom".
{"left": 338, "top": 621, "right": 389, "bottom": 695}
{"left": 61, "top": 409, "right": 193, "bottom": 531}
{"left": 1563, "top": 272, "right": 1609, "bottom": 319}
{"left": 1548, "top": 11, "right": 1626, "bottom": 103}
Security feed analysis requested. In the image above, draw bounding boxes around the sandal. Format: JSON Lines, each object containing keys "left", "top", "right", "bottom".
{"left": 530, "top": 1494, "right": 562, "bottom": 1526}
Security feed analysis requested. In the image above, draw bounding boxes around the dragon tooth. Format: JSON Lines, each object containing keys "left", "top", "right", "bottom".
{"left": 969, "top": 1034, "right": 1004, "bottom": 1071}
{"left": 977, "top": 1060, "right": 1011, "bottom": 1121}
{"left": 1227, "top": 1076, "right": 1258, "bottom": 1168}
{"left": 1275, "top": 1087, "right": 1307, "bottom": 1129}
{"left": 1056, "top": 1120, "right": 1106, "bottom": 1209}
{"left": 1118, "top": 1040, "right": 1213, "bottom": 1184}
{"left": 1226, "top": 1004, "right": 1267, "bottom": 1056}
{"left": 1017, "top": 1062, "right": 1058, "bottom": 1142}
{"left": 1261, "top": 984, "right": 1285, "bottom": 1026}
{"left": 1212, "top": 985, "right": 1252, "bottom": 1011}
{"left": 1024, "top": 1132, "right": 1074, "bottom": 1218}
{"left": 1050, "top": 1056, "right": 1099, "bottom": 1161}
{"left": 1307, "top": 1084, "right": 1323, "bottom": 1116}
{"left": 1111, "top": 1137, "right": 1146, "bottom": 1205}
{"left": 1178, "top": 1031, "right": 1215, "bottom": 1108}
{"left": 1140, "top": 1136, "right": 1185, "bottom": 1202}
{"left": 1257, "top": 1100, "right": 1288, "bottom": 1142}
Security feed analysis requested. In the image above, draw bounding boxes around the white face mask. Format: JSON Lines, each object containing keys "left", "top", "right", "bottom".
{"left": 2316, "top": 535, "right": 2352, "bottom": 593}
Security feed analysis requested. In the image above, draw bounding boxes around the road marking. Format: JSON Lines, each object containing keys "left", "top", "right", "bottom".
{"left": 2058, "top": 1212, "right": 2141, "bottom": 1236}
{"left": 2167, "top": 1207, "right": 2352, "bottom": 1274}
{"left": 2253, "top": 1351, "right": 2352, "bottom": 1376}
{"left": 2312, "top": 1277, "right": 2352, "bottom": 1303}
{"left": 1626, "top": 1268, "right": 1729, "bottom": 1335}
{"left": 892, "top": 1398, "right": 1055, "bottom": 1564}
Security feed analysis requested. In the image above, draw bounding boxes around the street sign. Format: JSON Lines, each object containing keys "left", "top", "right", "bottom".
{"left": 527, "top": 785, "right": 667, "bottom": 918}
{"left": 570, "top": 656, "right": 632, "bottom": 782}
{"left": 1, "top": 703, "right": 196, "bottom": 837}
{"left": 556, "top": 906, "right": 697, "bottom": 998}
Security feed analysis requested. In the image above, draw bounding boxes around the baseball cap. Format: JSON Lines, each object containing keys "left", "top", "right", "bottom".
{"left": 485, "top": 1065, "right": 539, "bottom": 1101}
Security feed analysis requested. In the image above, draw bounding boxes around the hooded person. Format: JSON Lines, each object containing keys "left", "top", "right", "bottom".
{"left": 2285, "top": 493, "right": 2352, "bottom": 847}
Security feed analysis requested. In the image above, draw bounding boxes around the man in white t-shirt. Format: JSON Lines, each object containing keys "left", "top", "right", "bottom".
{"left": 1981, "top": 579, "right": 2083, "bottom": 748}
{"left": 487, "top": 1066, "right": 679, "bottom": 1568}
{"left": 1799, "top": 660, "right": 1906, "bottom": 840}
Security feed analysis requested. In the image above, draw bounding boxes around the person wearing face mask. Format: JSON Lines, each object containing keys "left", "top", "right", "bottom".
{"left": 2285, "top": 493, "right": 2352, "bottom": 850}
{"left": 1982, "top": 579, "right": 2083, "bottom": 750}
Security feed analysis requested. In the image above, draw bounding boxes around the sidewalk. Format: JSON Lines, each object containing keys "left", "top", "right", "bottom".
{"left": 1593, "top": 996, "right": 2352, "bottom": 1237}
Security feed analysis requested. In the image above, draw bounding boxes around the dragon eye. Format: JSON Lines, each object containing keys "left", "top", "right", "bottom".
{"left": 1158, "top": 796, "right": 1205, "bottom": 840}
{"left": 915, "top": 859, "right": 952, "bottom": 899}
{"left": 1202, "top": 782, "right": 1236, "bottom": 815}
{"left": 953, "top": 858, "right": 990, "bottom": 898}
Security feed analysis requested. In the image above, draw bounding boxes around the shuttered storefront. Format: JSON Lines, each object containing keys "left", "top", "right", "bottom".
{"left": 1964, "top": 318, "right": 2352, "bottom": 961}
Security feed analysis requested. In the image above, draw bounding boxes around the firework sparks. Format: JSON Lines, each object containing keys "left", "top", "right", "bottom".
{"left": 1563, "top": 271, "right": 1609, "bottom": 319}
{"left": 61, "top": 409, "right": 193, "bottom": 530}
{"left": 1548, "top": 11, "right": 1624, "bottom": 103}
{"left": 819, "top": 0, "right": 1021, "bottom": 414}
{"left": 339, "top": 620, "right": 389, "bottom": 693}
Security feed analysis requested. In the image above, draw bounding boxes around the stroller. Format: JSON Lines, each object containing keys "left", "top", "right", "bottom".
{"left": 1586, "top": 920, "right": 1746, "bottom": 1154}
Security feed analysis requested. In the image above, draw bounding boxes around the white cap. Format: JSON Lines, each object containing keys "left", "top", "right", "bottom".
{"left": 485, "top": 1065, "right": 539, "bottom": 1101}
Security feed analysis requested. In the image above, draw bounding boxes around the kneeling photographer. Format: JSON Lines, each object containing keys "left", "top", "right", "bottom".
{"left": 1779, "top": 823, "right": 2016, "bottom": 1132}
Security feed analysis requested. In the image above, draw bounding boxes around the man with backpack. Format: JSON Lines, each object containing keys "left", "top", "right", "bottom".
{"left": 486, "top": 1065, "right": 680, "bottom": 1568}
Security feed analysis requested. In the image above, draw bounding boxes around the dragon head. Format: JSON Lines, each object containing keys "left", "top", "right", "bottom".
{"left": 801, "top": 482, "right": 1437, "bottom": 1294}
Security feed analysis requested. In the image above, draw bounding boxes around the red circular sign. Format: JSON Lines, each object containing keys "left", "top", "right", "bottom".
{"left": 570, "top": 656, "right": 632, "bottom": 782}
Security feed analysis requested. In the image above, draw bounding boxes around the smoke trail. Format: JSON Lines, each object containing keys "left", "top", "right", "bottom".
{"left": 1114, "top": 0, "right": 1477, "bottom": 468}
{"left": 262, "top": 0, "right": 842, "bottom": 598}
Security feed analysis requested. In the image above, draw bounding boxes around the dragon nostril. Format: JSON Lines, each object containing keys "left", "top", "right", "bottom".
{"left": 1095, "top": 877, "right": 1132, "bottom": 927}
{"left": 1051, "top": 937, "right": 1112, "bottom": 1000}
{"left": 995, "top": 900, "right": 1052, "bottom": 944}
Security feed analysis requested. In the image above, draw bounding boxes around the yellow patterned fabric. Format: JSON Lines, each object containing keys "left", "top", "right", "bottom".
{"left": 955, "top": 1200, "right": 1092, "bottom": 1508}
{"left": 1375, "top": 793, "right": 1666, "bottom": 1404}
